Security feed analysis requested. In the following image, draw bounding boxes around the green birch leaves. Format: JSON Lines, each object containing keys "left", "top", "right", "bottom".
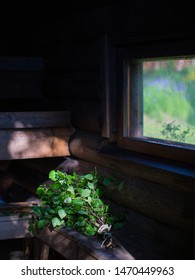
{"left": 30, "top": 169, "right": 122, "bottom": 236}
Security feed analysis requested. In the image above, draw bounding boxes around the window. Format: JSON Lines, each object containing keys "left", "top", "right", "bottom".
{"left": 117, "top": 44, "right": 195, "bottom": 164}
{"left": 143, "top": 58, "right": 195, "bottom": 145}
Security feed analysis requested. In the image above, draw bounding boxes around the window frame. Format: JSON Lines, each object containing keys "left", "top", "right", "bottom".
{"left": 116, "top": 40, "right": 195, "bottom": 164}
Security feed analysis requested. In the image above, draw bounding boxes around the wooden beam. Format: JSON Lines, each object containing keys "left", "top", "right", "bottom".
{"left": 0, "top": 127, "right": 74, "bottom": 160}
{"left": 0, "top": 111, "right": 71, "bottom": 129}
{"left": 37, "top": 227, "right": 134, "bottom": 260}
{"left": 0, "top": 111, "right": 74, "bottom": 160}
{"left": 0, "top": 214, "right": 31, "bottom": 240}
{"left": 0, "top": 57, "right": 43, "bottom": 71}
{"left": 0, "top": 201, "right": 39, "bottom": 209}
{"left": 34, "top": 238, "right": 50, "bottom": 260}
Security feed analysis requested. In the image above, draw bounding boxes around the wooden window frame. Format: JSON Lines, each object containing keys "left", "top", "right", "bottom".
{"left": 116, "top": 40, "right": 195, "bottom": 165}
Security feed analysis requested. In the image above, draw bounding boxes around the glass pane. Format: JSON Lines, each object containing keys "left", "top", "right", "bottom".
{"left": 143, "top": 58, "right": 195, "bottom": 145}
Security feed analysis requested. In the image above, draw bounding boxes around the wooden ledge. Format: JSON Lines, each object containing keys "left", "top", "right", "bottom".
{"left": 0, "top": 212, "right": 134, "bottom": 259}
{"left": 36, "top": 227, "right": 134, "bottom": 260}
{"left": 0, "top": 201, "right": 134, "bottom": 259}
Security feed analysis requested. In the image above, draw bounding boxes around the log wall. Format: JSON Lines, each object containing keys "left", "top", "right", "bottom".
{"left": 0, "top": 111, "right": 74, "bottom": 160}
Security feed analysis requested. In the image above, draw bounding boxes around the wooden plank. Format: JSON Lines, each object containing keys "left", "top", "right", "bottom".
{"left": 33, "top": 238, "right": 50, "bottom": 260}
{"left": 0, "top": 127, "right": 74, "bottom": 160}
{"left": 37, "top": 227, "right": 134, "bottom": 260}
{"left": 34, "top": 238, "right": 43, "bottom": 260}
{"left": 0, "top": 202, "right": 33, "bottom": 240}
{"left": 37, "top": 228, "right": 79, "bottom": 260}
{"left": 47, "top": 70, "right": 100, "bottom": 83}
{"left": 0, "top": 215, "right": 31, "bottom": 240}
{"left": 46, "top": 79, "right": 101, "bottom": 101}
{"left": 77, "top": 248, "right": 96, "bottom": 260}
{"left": 0, "top": 98, "right": 71, "bottom": 112}
{"left": 46, "top": 39, "right": 100, "bottom": 71}
{"left": 23, "top": 237, "right": 34, "bottom": 259}
{"left": 40, "top": 243, "right": 50, "bottom": 260}
{"left": 0, "top": 57, "right": 44, "bottom": 71}
{"left": 0, "top": 72, "right": 43, "bottom": 99}
{"left": 0, "top": 111, "right": 71, "bottom": 129}
{"left": 0, "top": 201, "right": 39, "bottom": 211}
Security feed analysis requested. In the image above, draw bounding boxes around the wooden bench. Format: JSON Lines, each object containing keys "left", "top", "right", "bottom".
{"left": 35, "top": 227, "right": 134, "bottom": 260}
{"left": 0, "top": 202, "right": 134, "bottom": 260}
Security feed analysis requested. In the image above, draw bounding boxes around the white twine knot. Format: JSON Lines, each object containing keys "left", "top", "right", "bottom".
{"left": 98, "top": 224, "right": 113, "bottom": 248}
{"left": 98, "top": 224, "right": 112, "bottom": 234}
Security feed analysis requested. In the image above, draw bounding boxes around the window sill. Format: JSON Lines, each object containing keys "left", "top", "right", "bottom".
{"left": 69, "top": 130, "right": 194, "bottom": 188}
{"left": 100, "top": 143, "right": 195, "bottom": 181}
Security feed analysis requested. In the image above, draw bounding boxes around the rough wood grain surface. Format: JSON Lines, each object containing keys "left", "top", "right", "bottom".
{"left": 36, "top": 227, "right": 134, "bottom": 260}
{"left": 0, "top": 214, "right": 31, "bottom": 240}
{"left": 0, "top": 110, "right": 74, "bottom": 160}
